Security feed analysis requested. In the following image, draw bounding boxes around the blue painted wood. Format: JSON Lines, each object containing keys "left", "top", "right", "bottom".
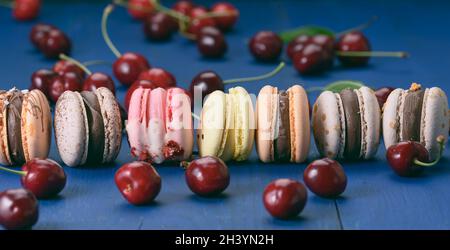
{"left": 0, "top": 0, "right": 449, "bottom": 229}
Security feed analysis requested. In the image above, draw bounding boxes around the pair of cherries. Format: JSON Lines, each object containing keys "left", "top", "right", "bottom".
{"left": 263, "top": 158, "right": 347, "bottom": 219}
{"left": 2, "top": 0, "right": 40, "bottom": 21}
{"left": 29, "top": 23, "right": 71, "bottom": 59}
{"left": 115, "top": 157, "right": 229, "bottom": 205}
{"left": 0, "top": 159, "right": 67, "bottom": 230}
{"left": 30, "top": 55, "right": 115, "bottom": 102}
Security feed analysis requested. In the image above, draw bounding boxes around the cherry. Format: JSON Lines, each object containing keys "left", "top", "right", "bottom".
{"left": 187, "top": 6, "right": 216, "bottom": 36}
{"left": 39, "top": 29, "right": 71, "bottom": 59}
{"left": 53, "top": 60, "right": 85, "bottom": 79}
{"left": 184, "top": 156, "right": 230, "bottom": 196}
{"left": 286, "top": 35, "right": 311, "bottom": 60}
{"left": 29, "top": 23, "right": 55, "bottom": 47}
{"left": 375, "top": 86, "right": 395, "bottom": 109}
{"left": 335, "top": 31, "right": 371, "bottom": 66}
{"left": 83, "top": 72, "right": 116, "bottom": 94}
{"left": 0, "top": 189, "right": 38, "bottom": 230}
{"left": 127, "top": 0, "right": 154, "bottom": 20}
{"left": 292, "top": 43, "right": 328, "bottom": 75}
{"left": 172, "top": 0, "right": 194, "bottom": 16}
{"left": 12, "top": 0, "right": 40, "bottom": 21}
{"left": 137, "top": 68, "right": 177, "bottom": 88}
{"left": 249, "top": 31, "right": 283, "bottom": 62}
{"left": 210, "top": 2, "right": 239, "bottom": 31}
{"left": 197, "top": 26, "right": 227, "bottom": 58}
{"left": 30, "top": 69, "right": 57, "bottom": 96}
{"left": 189, "top": 70, "right": 224, "bottom": 103}
{"left": 143, "top": 12, "right": 178, "bottom": 41}
{"left": 115, "top": 161, "right": 161, "bottom": 205}
{"left": 312, "top": 34, "right": 335, "bottom": 52}
{"left": 263, "top": 179, "right": 307, "bottom": 219}
{"left": 303, "top": 158, "right": 347, "bottom": 198}
{"left": 49, "top": 71, "right": 82, "bottom": 103}
{"left": 124, "top": 79, "right": 157, "bottom": 111}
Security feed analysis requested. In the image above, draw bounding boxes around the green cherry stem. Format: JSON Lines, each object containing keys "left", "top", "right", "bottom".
{"left": 191, "top": 112, "right": 200, "bottom": 121}
{"left": 102, "top": 4, "right": 122, "bottom": 58}
{"left": 197, "top": 10, "right": 238, "bottom": 20}
{"left": 150, "top": 0, "right": 190, "bottom": 23}
{"left": 0, "top": 165, "right": 26, "bottom": 176}
{"left": 180, "top": 161, "right": 190, "bottom": 169}
{"left": 336, "top": 51, "right": 409, "bottom": 58}
{"left": 59, "top": 54, "right": 92, "bottom": 75}
{"left": 0, "top": 1, "right": 13, "bottom": 8}
{"left": 335, "top": 16, "right": 378, "bottom": 37}
{"left": 414, "top": 135, "right": 446, "bottom": 167}
{"left": 82, "top": 60, "right": 112, "bottom": 67}
{"left": 223, "top": 61, "right": 286, "bottom": 84}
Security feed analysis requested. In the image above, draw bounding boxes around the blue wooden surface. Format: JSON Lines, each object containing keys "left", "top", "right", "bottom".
{"left": 0, "top": 0, "right": 449, "bottom": 229}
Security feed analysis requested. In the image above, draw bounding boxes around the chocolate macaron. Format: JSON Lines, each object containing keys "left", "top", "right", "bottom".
{"left": 0, "top": 88, "right": 52, "bottom": 165}
{"left": 312, "top": 86, "right": 381, "bottom": 160}
{"left": 54, "top": 87, "right": 122, "bottom": 167}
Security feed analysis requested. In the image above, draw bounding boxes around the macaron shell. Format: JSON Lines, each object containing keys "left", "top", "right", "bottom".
{"left": 54, "top": 91, "right": 89, "bottom": 167}
{"left": 382, "top": 88, "right": 403, "bottom": 150}
{"left": 21, "top": 89, "right": 51, "bottom": 162}
{"left": 256, "top": 85, "right": 277, "bottom": 163}
{"left": 0, "top": 91, "right": 11, "bottom": 165}
{"left": 126, "top": 88, "right": 149, "bottom": 160}
{"left": 287, "top": 85, "right": 310, "bottom": 163}
{"left": 198, "top": 90, "right": 226, "bottom": 158}
{"left": 312, "top": 91, "right": 343, "bottom": 159}
{"left": 420, "top": 87, "right": 449, "bottom": 161}
{"left": 147, "top": 88, "right": 166, "bottom": 163}
{"left": 96, "top": 87, "right": 122, "bottom": 164}
{"left": 217, "top": 94, "right": 235, "bottom": 162}
{"left": 355, "top": 87, "right": 380, "bottom": 159}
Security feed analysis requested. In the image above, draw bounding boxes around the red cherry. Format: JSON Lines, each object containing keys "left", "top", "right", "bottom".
{"left": 197, "top": 26, "right": 227, "bottom": 58}
{"left": 137, "top": 68, "right": 177, "bottom": 89}
{"left": 13, "top": 0, "right": 40, "bottom": 21}
{"left": 172, "top": 0, "right": 194, "bottom": 16}
{"left": 49, "top": 72, "right": 82, "bottom": 103}
{"left": 249, "top": 31, "right": 283, "bottom": 62}
{"left": 115, "top": 161, "right": 161, "bottom": 205}
{"left": 127, "top": 0, "right": 154, "bottom": 20}
{"left": 20, "top": 159, "right": 66, "bottom": 199}
{"left": 336, "top": 31, "right": 371, "bottom": 66}
{"left": 113, "top": 52, "right": 150, "bottom": 87}
{"left": 375, "top": 86, "right": 395, "bottom": 109}
{"left": 143, "top": 12, "right": 178, "bottom": 41}
{"left": 189, "top": 70, "right": 224, "bottom": 105}
{"left": 386, "top": 141, "right": 430, "bottom": 177}
{"left": 312, "top": 34, "right": 335, "bottom": 51}
{"left": 292, "top": 43, "right": 328, "bottom": 75}
{"left": 53, "top": 60, "right": 85, "bottom": 79}
{"left": 184, "top": 156, "right": 230, "bottom": 196}
{"left": 39, "top": 29, "right": 71, "bottom": 59}
{"left": 210, "top": 2, "right": 239, "bottom": 31}
{"left": 29, "top": 23, "right": 55, "bottom": 47}
{"left": 0, "top": 189, "right": 38, "bottom": 230}
{"left": 187, "top": 6, "right": 217, "bottom": 36}
{"left": 263, "top": 179, "right": 307, "bottom": 219}
{"left": 304, "top": 158, "right": 347, "bottom": 198}
{"left": 124, "top": 80, "right": 157, "bottom": 111}
{"left": 30, "top": 69, "right": 57, "bottom": 96}
{"left": 83, "top": 73, "right": 116, "bottom": 94}
{"left": 286, "top": 35, "right": 312, "bottom": 60}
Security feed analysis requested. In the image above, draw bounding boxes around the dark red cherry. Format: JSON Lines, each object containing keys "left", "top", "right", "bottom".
{"left": 187, "top": 6, "right": 217, "bottom": 36}
{"left": 49, "top": 71, "right": 82, "bottom": 103}
{"left": 189, "top": 70, "right": 224, "bottom": 103}
{"left": 386, "top": 141, "right": 430, "bottom": 177}
{"left": 124, "top": 80, "right": 157, "bottom": 111}
{"left": 115, "top": 161, "right": 161, "bottom": 205}
{"left": 127, "top": 0, "right": 154, "bottom": 20}
{"left": 0, "top": 189, "right": 38, "bottom": 230}
{"left": 249, "top": 31, "right": 283, "bottom": 62}
{"left": 13, "top": 0, "right": 41, "bottom": 21}
{"left": 184, "top": 156, "right": 230, "bottom": 196}
{"left": 210, "top": 2, "right": 239, "bottom": 31}
{"left": 375, "top": 86, "right": 395, "bottom": 109}
{"left": 292, "top": 43, "right": 328, "bottom": 75}
{"left": 53, "top": 60, "right": 85, "bottom": 79}
{"left": 39, "top": 29, "right": 71, "bottom": 59}
{"left": 197, "top": 26, "right": 227, "bottom": 58}
{"left": 30, "top": 69, "right": 57, "bottom": 96}
{"left": 172, "top": 0, "right": 194, "bottom": 16}
{"left": 286, "top": 35, "right": 312, "bottom": 60}
{"left": 21, "top": 159, "right": 66, "bottom": 199}
{"left": 29, "top": 23, "right": 55, "bottom": 47}
{"left": 143, "top": 12, "right": 178, "bottom": 41}
{"left": 304, "top": 158, "right": 347, "bottom": 198}
{"left": 336, "top": 31, "right": 371, "bottom": 66}
{"left": 113, "top": 52, "right": 150, "bottom": 87}
{"left": 312, "top": 34, "right": 335, "bottom": 51}
{"left": 263, "top": 179, "right": 307, "bottom": 219}
{"left": 83, "top": 73, "right": 116, "bottom": 94}
{"left": 137, "top": 68, "right": 177, "bottom": 89}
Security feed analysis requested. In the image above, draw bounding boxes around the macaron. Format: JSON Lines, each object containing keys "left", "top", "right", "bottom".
{"left": 312, "top": 86, "right": 381, "bottom": 160}
{"left": 126, "top": 87, "right": 193, "bottom": 164}
{"left": 198, "top": 86, "right": 255, "bottom": 162}
{"left": 0, "top": 88, "right": 51, "bottom": 165}
{"left": 256, "top": 85, "right": 310, "bottom": 163}
{"left": 383, "top": 83, "right": 449, "bottom": 161}
{"left": 54, "top": 87, "right": 122, "bottom": 167}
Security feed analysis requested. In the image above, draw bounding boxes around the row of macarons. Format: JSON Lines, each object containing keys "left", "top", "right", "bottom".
{"left": 0, "top": 83, "right": 448, "bottom": 167}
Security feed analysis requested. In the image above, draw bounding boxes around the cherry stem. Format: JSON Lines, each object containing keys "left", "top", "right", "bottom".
{"left": 180, "top": 161, "right": 190, "bottom": 169}
{"left": 414, "top": 136, "right": 445, "bottom": 167}
{"left": 197, "top": 10, "right": 238, "bottom": 20}
{"left": 191, "top": 112, "right": 200, "bottom": 121}
{"left": 223, "top": 62, "right": 286, "bottom": 85}
{"left": 335, "top": 16, "right": 378, "bottom": 37}
{"left": 59, "top": 54, "right": 92, "bottom": 75}
{"left": 0, "top": 165, "right": 26, "bottom": 176}
{"left": 150, "top": 0, "right": 190, "bottom": 23}
{"left": 336, "top": 51, "right": 409, "bottom": 58}
{"left": 82, "top": 60, "right": 112, "bottom": 67}
{"left": 114, "top": 0, "right": 153, "bottom": 12}
{"left": 0, "top": 0, "right": 13, "bottom": 8}
{"left": 102, "top": 4, "right": 122, "bottom": 58}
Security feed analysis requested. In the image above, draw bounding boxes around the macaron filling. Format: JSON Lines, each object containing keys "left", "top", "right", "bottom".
{"left": 6, "top": 90, "right": 25, "bottom": 163}
{"left": 274, "top": 91, "right": 290, "bottom": 161}
{"left": 80, "top": 91, "right": 105, "bottom": 164}
{"left": 339, "top": 89, "right": 361, "bottom": 159}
